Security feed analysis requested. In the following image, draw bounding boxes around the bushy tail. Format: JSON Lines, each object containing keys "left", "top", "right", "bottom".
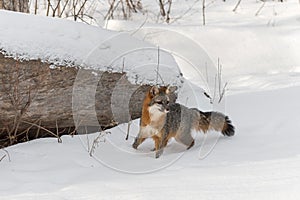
{"left": 197, "top": 110, "right": 235, "bottom": 136}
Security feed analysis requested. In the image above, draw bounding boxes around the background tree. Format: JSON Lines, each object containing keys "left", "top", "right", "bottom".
{"left": 0, "top": 0, "right": 29, "bottom": 13}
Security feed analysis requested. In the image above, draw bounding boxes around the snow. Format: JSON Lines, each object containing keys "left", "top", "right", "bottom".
{"left": 1, "top": 1, "right": 300, "bottom": 199}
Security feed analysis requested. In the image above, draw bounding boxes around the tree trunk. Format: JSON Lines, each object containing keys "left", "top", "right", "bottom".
{"left": 0, "top": 54, "right": 177, "bottom": 147}
{"left": 0, "top": 0, "right": 29, "bottom": 13}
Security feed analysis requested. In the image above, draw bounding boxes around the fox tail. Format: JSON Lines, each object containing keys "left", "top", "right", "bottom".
{"left": 196, "top": 110, "right": 235, "bottom": 136}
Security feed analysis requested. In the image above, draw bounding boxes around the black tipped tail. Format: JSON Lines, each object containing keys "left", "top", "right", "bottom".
{"left": 222, "top": 116, "right": 235, "bottom": 137}
{"left": 197, "top": 110, "right": 235, "bottom": 136}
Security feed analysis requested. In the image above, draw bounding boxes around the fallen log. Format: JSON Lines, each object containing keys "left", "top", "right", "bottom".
{"left": 0, "top": 54, "right": 177, "bottom": 147}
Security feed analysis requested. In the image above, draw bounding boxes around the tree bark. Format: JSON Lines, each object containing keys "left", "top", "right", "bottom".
{"left": 0, "top": 54, "right": 177, "bottom": 147}
{"left": 0, "top": 0, "right": 29, "bottom": 13}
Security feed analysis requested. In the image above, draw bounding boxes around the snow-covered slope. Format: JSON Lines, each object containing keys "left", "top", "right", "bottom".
{"left": 1, "top": 85, "right": 300, "bottom": 200}
{"left": 1, "top": 1, "right": 300, "bottom": 199}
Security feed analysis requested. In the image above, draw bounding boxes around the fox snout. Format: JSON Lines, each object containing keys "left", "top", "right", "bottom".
{"left": 156, "top": 100, "right": 170, "bottom": 113}
{"left": 165, "top": 104, "right": 170, "bottom": 112}
{"left": 161, "top": 106, "right": 169, "bottom": 113}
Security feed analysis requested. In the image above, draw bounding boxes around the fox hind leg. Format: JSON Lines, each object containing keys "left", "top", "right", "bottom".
{"left": 151, "top": 137, "right": 169, "bottom": 151}
{"left": 175, "top": 132, "right": 195, "bottom": 150}
{"left": 187, "top": 140, "right": 195, "bottom": 150}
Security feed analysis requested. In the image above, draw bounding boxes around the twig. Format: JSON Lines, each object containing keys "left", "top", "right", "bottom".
{"left": 104, "top": 0, "right": 117, "bottom": 20}
{"left": 156, "top": 46, "right": 160, "bottom": 85}
{"left": 203, "top": 92, "right": 212, "bottom": 102}
{"left": 166, "top": 0, "right": 172, "bottom": 23}
{"left": 0, "top": 155, "right": 6, "bottom": 162}
{"left": 233, "top": 0, "right": 242, "bottom": 12}
{"left": 169, "top": 0, "right": 199, "bottom": 24}
{"left": 218, "top": 58, "right": 222, "bottom": 97}
{"left": 35, "top": 119, "right": 41, "bottom": 139}
{"left": 89, "top": 131, "right": 110, "bottom": 156}
{"left": 1, "top": 148, "right": 11, "bottom": 162}
{"left": 56, "top": 119, "right": 59, "bottom": 139}
{"left": 76, "top": 0, "right": 89, "bottom": 20}
{"left": 46, "top": 0, "right": 52, "bottom": 16}
{"left": 21, "top": 120, "right": 62, "bottom": 143}
{"left": 120, "top": 0, "right": 128, "bottom": 20}
{"left": 59, "top": 0, "right": 70, "bottom": 17}
{"left": 216, "top": 58, "right": 227, "bottom": 103}
{"left": 130, "top": 11, "right": 148, "bottom": 36}
{"left": 212, "top": 74, "right": 217, "bottom": 103}
{"left": 52, "top": 0, "right": 62, "bottom": 17}
{"left": 70, "top": 14, "right": 97, "bottom": 24}
{"left": 218, "top": 82, "right": 228, "bottom": 103}
{"left": 69, "top": 127, "right": 77, "bottom": 137}
{"left": 122, "top": 57, "right": 125, "bottom": 73}
{"left": 255, "top": 1, "right": 266, "bottom": 16}
{"left": 125, "top": 119, "right": 132, "bottom": 140}
{"left": 34, "top": 0, "right": 38, "bottom": 14}
{"left": 85, "top": 126, "right": 90, "bottom": 152}
{"left": 202, "top": 0, "right": 206, "bottom": 26}
{"left": 155, "top": 69, "right": 165, "bottom": 85}
{"left": 158, "top": 0, "right": 166, "bottom": 17}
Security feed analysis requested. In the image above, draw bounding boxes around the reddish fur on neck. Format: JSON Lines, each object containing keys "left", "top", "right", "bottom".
{"left": 140, "top": 92, "right": 152, "bottom": 127}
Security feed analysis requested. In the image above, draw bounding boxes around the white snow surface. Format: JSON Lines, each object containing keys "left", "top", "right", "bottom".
{"left": 1, "top": 1, "right": 300, "bottom": 200}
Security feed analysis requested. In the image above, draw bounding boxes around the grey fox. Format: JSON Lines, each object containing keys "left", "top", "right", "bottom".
{"left": 132, "top": 86, "right": 235, "bottom": 158}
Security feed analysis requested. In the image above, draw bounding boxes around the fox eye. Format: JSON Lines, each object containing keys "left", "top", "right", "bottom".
{"left": 166, "top": 100, "right": 170, "bottom": 104}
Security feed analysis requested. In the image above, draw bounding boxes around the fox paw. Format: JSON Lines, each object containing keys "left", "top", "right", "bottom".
{"left": 132, "top": 142, "right": 139, "bottom": 149}
{"left": 155, "top": 149, "right": 164, "bottom": 158}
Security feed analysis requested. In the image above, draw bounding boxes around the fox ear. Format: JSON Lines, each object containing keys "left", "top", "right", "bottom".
{"left": 166, "top": 85, "right": 178, "bottom": 94}
{"left": 150, "top": 86, "right": 159, "bottom": 97}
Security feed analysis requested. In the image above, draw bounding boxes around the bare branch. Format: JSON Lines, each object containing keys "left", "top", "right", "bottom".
{"left": 0, "top": 148, "right": 11, "bottom": 162}
{"left": 217, "top": 58, "right": 227, "bottom": 103}
{"left": 204, "top": 58, "right": 228, "bottom": 104}
{"left": 105, "top": 0, "right": 117, "bottom": 20}
{"left": 233, "top": 0, "right": 242, "bottom": 12}
{"left": 89, "top": 131, "right": 110, "bottom": 156}
{"left": 126, "top": 118, "right": 132, "bottom": 140}
{"left": 21, "top": 120, "right": 62, "bottom": 143}
{"left": 156, "top": 46, "right": 160, "bottom": 85}
{"left": 166, "top": 0, "right": 172, "bottom": 23}
{"left": 59, "top": 0, "right": 70, "bottom": 17}
{"left": 130, "top": 11, "right": 148, "bottom": 36}
{"left": 52, "top": 0, "right": 62, "bottom": 17}
{"left": 158, "top": 0, "right": 166, "bottom": 17}
{"left": 0, "top": 155, "right": 6, "bottom": 162}
{"left": 255, "top": 1, "right": 266, "bottom": 16}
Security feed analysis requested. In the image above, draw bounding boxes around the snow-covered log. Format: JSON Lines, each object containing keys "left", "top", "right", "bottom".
{"left": 0, "top": 11, "right": 181, "bottom": 146}
{"left": 0, "top": 54, "right": 178, "bottom": 146}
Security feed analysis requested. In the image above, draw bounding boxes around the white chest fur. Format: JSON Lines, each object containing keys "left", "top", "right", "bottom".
{"left": 148, "top": 104, "right": 165, "bottom": 121}
{"left": 139, "top": 125, "right": 159, "bottom": 137}
{"left": 138, "top": 105, "right": 166, "bottom": 137}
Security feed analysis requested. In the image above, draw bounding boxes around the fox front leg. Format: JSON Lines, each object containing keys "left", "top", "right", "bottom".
{"left": 152, "top": 135, "right": 165, "bottom": 158}
{"left": 155, "top": 148, "right": 164, "bottom": 159}
{"left": 132, "top": 136, "right": 146, "bottom": 149}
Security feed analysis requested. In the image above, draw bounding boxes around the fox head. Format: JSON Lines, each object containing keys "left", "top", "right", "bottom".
{"left": 147, "top": 85, "right": 177, "bottom": 114}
